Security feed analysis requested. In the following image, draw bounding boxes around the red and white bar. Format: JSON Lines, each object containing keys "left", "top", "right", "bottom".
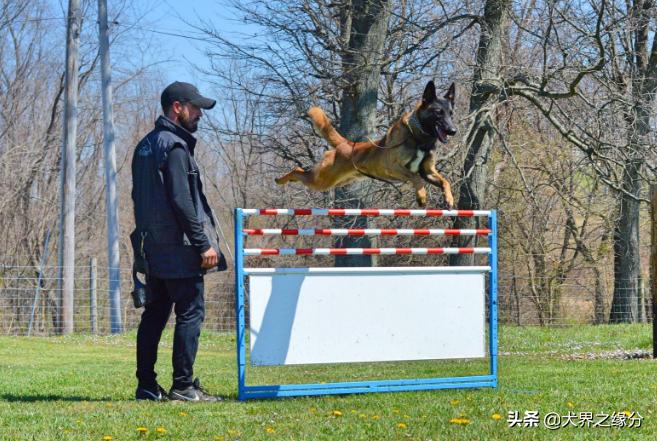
{"left": 242, "top": 208, "right": 491, "bottom": 217}
{"left": 244, "top": 228, "right": 491, "bottom": 236}
{"left": 244, "top": 247, "right": 492, "bottom": 256}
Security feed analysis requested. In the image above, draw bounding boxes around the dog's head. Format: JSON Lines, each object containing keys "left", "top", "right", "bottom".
{"left": 416, "top": 80, "right": 456, "bottom": 144}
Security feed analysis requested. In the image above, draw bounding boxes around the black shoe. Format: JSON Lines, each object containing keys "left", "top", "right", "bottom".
{"left": 169, "top": 378, "right": 222, "bottom": 402}
{"left": 135, "top": 383, "right": 168, "bottom": 401}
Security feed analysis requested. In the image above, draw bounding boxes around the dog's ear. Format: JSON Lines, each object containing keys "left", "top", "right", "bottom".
{"left": 444, "top": 82, "right": 455, "bottom": 105}
{"left": 422, "top": 80, "right": 437, "bottom": 105}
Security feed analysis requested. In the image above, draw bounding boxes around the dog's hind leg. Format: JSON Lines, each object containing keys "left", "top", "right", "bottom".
{"left": 419, "top": 155, "right": 454, "bottom": 208}
{"left": 275, "top": 167, "right": 306, "bottom": 185}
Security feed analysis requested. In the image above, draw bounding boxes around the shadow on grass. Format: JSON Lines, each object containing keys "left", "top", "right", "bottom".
{"left": 1, "top": 393, "right": 240, "bottom": 403}
{"left": 0, "top": 394, "right": 111, "bottom": 402}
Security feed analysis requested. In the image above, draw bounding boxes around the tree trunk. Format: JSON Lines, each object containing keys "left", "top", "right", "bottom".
{"left": 334, "top": 0, "right": 390, "bottom": 267}
{"left": 609, "top": 158, "right": 642, "bottom": 323}
{"left": 450, "top": 0, "right": 510, "bottom": 266}
{"left": 609, "top": 88, "right": 650, "bottom": 323}
{"left": 609, "top": 2, "right": 657, "bottom": 322}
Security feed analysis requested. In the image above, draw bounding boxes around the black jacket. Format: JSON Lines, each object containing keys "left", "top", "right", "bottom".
{"left": 131, "top": 116, "right": 227, "bottom": 278}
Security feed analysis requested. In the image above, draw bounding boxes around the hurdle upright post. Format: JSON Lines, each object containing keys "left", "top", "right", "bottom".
{"left": 234, "top": 208, "right": 247, "bottom": 399}
{"left": 489, "top": 210, "right": 498, "bottom": 383}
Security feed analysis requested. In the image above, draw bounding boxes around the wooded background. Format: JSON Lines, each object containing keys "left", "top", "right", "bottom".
{"left": 1, "top": 0, "right": 656, "bottom": 334}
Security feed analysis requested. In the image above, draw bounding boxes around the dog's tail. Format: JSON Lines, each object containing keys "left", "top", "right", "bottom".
{"left": 308, "top": 107, "right": 348, "bottom": 148}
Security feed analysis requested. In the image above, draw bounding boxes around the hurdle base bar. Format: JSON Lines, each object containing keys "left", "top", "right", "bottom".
{"left": 239, "top": 375, "right": 497, "bottom": 400}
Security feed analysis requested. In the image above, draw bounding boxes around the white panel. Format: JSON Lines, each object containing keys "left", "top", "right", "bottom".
{"left": 247, "top": 267, "right": 487, "bottom": 366}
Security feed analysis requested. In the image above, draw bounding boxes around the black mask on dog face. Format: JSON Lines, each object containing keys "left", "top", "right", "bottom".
{"left": 417, "top": 81, "right": 457, "bottom": 144}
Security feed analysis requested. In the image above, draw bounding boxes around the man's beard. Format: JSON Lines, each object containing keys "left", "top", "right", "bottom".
{"left": 180, "top": 114, "right": 199, "bottom": 133}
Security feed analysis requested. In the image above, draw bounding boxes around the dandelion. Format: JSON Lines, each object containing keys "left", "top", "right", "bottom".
{"left": 449, "top": 417, "right": 471, "bottom": 425}
{"left": 397, "top": 423, "right": 408, "bottom": 429}
{"left": 392, "top": 408, "right": 400, "bottom": 414}
{"left": 102, "top": 436, "right": 113, "bottom": 441}
{"left": 156, "top": 427, "right": 167, "bottom": 434}
{"left": 491, "top": 413, "right": 502, "bottom": 421}
{"left": 227, "top": 429, "right": 240, "bottom": 437}
{"left": 265, "top": 426, "right": 276, "bottom": 433}
{"left": 351, "top": 409, "right": 357, "bottom": 414}
{"left": 309, "top": 407, "right": 317, "bottom": 413}
{"left": 332, "top": 410, "right": 343, "bottom": 417}
{"left": 567, "top": 402, "right": 574, "bottom": 409}
{"left": 179, "top": 411, "right": 188, "bottom": 417}
{"left": 359, "top": 413, "right": 367, "bottom": 419}
{"left": 450, "top": 399, "right": 460, "bottom": 406}
{"left": 372, "top": 415, "right": 381, "bottom": 420}
{"left": 623, "top": 410, "right": 632, "bottom": 417}
{"left": 136, "top": 427, "right": 148, "bottom": 434}
{"left": 404, "top": 414, "right": 411, "bottom": 419}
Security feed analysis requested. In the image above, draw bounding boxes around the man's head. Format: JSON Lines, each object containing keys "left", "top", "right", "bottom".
{"left": 161, "top": 81, "right": 216, "bottom": 133}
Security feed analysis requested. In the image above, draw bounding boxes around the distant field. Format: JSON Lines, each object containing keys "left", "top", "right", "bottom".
{"left": 0, "top": 324, "right": 654, "bottom": 440}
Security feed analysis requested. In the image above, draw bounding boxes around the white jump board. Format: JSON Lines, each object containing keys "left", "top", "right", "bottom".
{"left": 246, "top": 266, "right": 488, "bottom": 366}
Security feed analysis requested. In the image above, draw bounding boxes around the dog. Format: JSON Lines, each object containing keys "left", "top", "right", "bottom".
{"left": 275, "top": 81, "right": 456, "bottom": 207}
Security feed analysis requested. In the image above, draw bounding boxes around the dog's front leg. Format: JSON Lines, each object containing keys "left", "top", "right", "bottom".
{"left": 409, "top": 176, "right": 428, "bottom": 207}
{"left": 419, "top": 154, "right": 454, "bottom": 208}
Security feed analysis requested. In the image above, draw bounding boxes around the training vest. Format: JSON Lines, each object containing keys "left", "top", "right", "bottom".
{"left": 130, "top": 116, "right": 227, "bottom": 279}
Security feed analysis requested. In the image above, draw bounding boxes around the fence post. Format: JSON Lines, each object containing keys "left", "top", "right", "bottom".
{"left": 651, "top": 185, "right": 657, "bottom": 358}
{"left": 90, "top": 257, "right": 97, "bottom": 334}
{"left": 27, "top": 229, "right": 52, "bottom": 336}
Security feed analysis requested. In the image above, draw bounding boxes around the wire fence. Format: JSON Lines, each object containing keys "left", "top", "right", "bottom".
{"left": 0, "top": 262, "right": 650, "bottom": 336}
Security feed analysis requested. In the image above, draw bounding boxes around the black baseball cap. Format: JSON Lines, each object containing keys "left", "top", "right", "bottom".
{"left": 161, "top": 81, "right": 216, "bottom": 110}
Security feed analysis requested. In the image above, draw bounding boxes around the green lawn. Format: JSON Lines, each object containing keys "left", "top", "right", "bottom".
{"left": 0, "top": 324, "right": 655, "bottom": 440}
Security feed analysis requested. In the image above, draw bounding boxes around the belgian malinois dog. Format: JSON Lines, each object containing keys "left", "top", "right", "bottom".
{"left": 275, "top": 81, "right": 456, "bottom": 207}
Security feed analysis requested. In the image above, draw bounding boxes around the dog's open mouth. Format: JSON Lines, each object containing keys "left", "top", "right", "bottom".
{"left": 435, "top": 126, "right": 449, "bottom": 144}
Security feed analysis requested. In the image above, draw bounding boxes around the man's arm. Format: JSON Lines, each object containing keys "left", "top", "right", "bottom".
{"left": 163, "top": 146, "right": 211, "bottom": 253}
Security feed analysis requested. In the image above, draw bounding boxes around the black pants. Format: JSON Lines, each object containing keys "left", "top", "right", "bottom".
{"left": 136, "top": 275, "right": 205, "bottom": 390}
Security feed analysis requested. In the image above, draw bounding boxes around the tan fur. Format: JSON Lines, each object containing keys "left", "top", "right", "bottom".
{"left": 275, "top": 106, "right": 454, "bottom": 207}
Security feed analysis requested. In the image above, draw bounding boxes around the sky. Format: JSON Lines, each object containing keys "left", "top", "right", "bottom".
{"left": 137, "top": 0, "right": 239, "bottom": 91}
{"left": 47, "top": 0, "right": 255, "bottom": 97}
{"left": 131, "top": 0, "right": 264, "bottom": 101}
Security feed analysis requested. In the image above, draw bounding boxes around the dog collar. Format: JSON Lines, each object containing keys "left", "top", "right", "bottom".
{"left": 407, "top": 112, "right": 431, "bottom": 138}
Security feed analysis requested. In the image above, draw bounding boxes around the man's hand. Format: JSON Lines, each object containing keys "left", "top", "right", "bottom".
{"left": 200, "top": 247, "right": 219, "bottom": 269}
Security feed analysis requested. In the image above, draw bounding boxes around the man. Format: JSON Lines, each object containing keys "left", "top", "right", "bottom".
{"left": 131, "top": 81, "right": 227, "bottom": 401}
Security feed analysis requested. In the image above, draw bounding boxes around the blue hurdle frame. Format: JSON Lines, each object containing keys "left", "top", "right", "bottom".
{"left": 234, "top": 208, "right": 498, "bottom": 400}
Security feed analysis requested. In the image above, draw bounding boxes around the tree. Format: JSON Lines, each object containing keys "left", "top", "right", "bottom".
{"left": 451, "top": 0, "right": 511, "bottom": 266}
{"left": 333, "top": 0, "right": 390, "bottom": 267}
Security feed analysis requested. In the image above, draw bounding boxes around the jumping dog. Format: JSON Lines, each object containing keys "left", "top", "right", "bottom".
{"left": 275, "top": 81, "right": 457, "bottom": 207}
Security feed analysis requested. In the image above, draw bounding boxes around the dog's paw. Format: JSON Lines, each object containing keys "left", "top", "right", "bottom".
{"left": 444, "top": 194, "right": 455, "bottom": 209}
{"left": 416, "top": 188, "right": 427, "bottom": 207}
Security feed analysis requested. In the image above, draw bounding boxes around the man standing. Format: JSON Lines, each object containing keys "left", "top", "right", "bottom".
{"left": 131, "top": 81, "right": 227, "bottom": 401}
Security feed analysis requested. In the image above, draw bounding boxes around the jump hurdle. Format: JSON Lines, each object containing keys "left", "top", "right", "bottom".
{"left": 234, "top": 208, "right": 498, "bottom": 400}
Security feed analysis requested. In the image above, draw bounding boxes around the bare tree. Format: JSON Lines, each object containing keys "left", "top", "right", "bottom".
{"left": 451, "top": 0, "right": 511, "bottom": 266}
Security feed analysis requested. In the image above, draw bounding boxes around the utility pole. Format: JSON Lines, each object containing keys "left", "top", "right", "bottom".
{"left": 98, "top": 0, "right": 122, "bottom": 333}
{"left": 58, "top": 0, "right": 80, "bottom": 335}
{"left": 651, "top": 185, "right": 657, "bottom": 358}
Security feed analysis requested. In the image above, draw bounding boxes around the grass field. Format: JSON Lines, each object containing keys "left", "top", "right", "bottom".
{"left": 0, "top": 324, "right": 655, "bottom": 440}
